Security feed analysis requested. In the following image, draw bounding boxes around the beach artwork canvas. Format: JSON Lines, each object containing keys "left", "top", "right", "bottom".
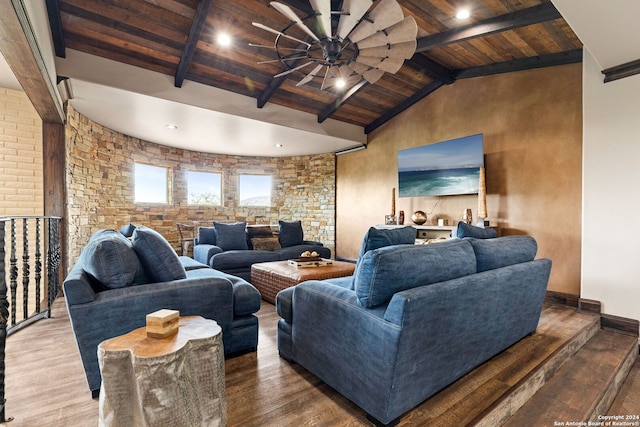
{"left": 398, "top": 134, "right": 484, "bottom": 197}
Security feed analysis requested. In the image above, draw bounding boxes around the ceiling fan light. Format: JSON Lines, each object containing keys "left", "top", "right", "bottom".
{"left": 456, "top": 9, "right": 471, "bottom": 20}
{"left": 216, "top": 32, "right": 232, "bottom": 47}
{"left": 335, "top": 78, "right": 346, "bottom": 89}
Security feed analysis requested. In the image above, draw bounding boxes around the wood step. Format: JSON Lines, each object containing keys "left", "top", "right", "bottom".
{"left": 401, "top": 304, "right": 601, "bottom": 426}
{"left": 503, "top": 330, "right": 638, "bottom": 426}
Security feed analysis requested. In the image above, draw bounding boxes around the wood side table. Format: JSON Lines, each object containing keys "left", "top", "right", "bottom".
{"left": 98, "top": 316, "right": 226, "bottom": 427}
{"left": 251, "top": 260, "right": 356, "bottom": 304}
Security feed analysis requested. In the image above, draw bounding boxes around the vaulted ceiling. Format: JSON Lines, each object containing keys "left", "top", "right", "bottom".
{"left": 46, "top": 0, "right": 582, "bottom": 135}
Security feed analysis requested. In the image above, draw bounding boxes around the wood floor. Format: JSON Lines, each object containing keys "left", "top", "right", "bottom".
{"left": 1, "top": 298, "right": 638, "bottom": 427}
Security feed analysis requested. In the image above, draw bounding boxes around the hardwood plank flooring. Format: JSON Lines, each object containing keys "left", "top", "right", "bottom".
{"left": 0, "top": 298, "right": 637, "bottom": 427}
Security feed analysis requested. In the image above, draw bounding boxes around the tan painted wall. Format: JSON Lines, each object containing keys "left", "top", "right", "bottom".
{"left": 337, "top": 63, "right": 582, "bottom": 295}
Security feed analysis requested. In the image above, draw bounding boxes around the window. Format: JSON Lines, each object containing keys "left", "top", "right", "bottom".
{"left": 187, "top": 171, "right": 222, "bottom": 205}
{"left": 134, "top": 163, "right": 169, "bottom": 203}
{"left": 239, "top": 174, "right": 272, "bottom": 206}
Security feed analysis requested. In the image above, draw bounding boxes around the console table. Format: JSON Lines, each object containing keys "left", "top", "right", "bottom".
{"left": 376, "top": 224, "right": 457, "bottom": 240}
{"left": 98, "top": 316, "right": 226, "bottom": 427}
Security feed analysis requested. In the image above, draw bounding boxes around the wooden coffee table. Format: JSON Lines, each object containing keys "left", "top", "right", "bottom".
{"left": 251, "top": 260, "right": 356, "bottom": 304}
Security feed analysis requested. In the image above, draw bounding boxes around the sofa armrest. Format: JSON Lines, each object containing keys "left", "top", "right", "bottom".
{"left": 193, "top": 243, "right": 223, "bottom": 265}
{"left": 302, "top": 240, "right": 323, "bottom": 246}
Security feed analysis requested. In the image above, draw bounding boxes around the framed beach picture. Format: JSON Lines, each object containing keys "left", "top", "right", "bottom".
{"left": 398, "top": 134, "right": 484, "bottom": 197}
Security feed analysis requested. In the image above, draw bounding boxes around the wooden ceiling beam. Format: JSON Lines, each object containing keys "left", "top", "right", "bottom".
{"left": 454, "top": 49, "right": 583, "bottom": 79}
{"left": 364, "top": 81, "right": 444, "bottom": 134}
{"left": 318, "top": 79, "right": 368, "bottom": 123}
{"left": 405, "top": 55, "right": 454, "bottom": 84}
{"left": 0, "top": 0, "right": 64, "bottom": 123}
{"left": 416, "top": 3, "right": 562, "bottom": 53}
{"left": 602, "top": 58, "right": 640, "bottom": 83}
{"left": 45, "top": 0, "right": 65, "bottom": 58}
{"left": 175, "top": 0, "right": 213, "bottom": 88}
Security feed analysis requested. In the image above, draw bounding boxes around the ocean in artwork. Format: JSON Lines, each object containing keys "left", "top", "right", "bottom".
{"left": 398, "top": 167, "right": 480, "bottom": 197}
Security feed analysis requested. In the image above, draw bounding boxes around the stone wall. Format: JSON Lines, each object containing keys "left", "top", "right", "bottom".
{"left": 65, "top": 105, "right": 335, "bottom": 267}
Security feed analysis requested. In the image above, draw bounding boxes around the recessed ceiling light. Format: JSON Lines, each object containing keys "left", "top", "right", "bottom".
{"left": 275, "top": 143, "right": 283, "bottom": 148}
{"left": 165, "top": 124, "right": 178, "bottom": 130}
{"left": 217, "top": 32, "right": 232, "bottom": 47}
{"left": 456, "top": 9, "right": 471, "bottom": 20}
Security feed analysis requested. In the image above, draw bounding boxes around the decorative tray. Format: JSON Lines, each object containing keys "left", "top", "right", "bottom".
{"left": 288, "top": 258, "right": 333, "bottom": 267}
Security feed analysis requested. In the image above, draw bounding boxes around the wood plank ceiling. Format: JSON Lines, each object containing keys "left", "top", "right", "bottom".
{"left": 46, "top": 0, "right": 583, "bottom": 133}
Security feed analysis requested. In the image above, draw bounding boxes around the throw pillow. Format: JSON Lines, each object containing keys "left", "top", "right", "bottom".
{"left": 246, "top": 225, "right": 274, "bottom": 238}
{"left": 455, "top": 221, "right": 498, "bottom": 239}
{"left": 470, "top": 235, "right": 538, "bottom": 272}
{"left": 214, "top": 222, "right": 248, "bottom": 251}
{"left": 131, "top": 226, "right": 187, "bottom": 282}
{"left": 83, "top": 229, "right": 147, "bottom": 289}
{"left": 119, "top": 223, "right": 136, "bottom": 238}
{"left": 358, "top": 226, "right": 417, "bottom": 258}
{"left": 279, "top": 220, "right": 304, "bottom": 247}
{"left": 198, "top": 226, "right": 217, "bottom": 245}
{"left": 251, "top": 236, "right": 281, "bottom": 251}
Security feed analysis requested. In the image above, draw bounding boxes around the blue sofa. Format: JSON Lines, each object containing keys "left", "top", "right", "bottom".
{"left": 276, "top": 230, "right": 551, "bottom": 426}
{"left": 63, "top": 227, "right": 261, "bottom": 397}
{"left": 193, "top": 220, "right": 331, "bottom": 282}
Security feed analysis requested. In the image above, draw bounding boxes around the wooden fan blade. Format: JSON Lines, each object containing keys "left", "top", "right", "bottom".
{"left": 273, "top": 61, "right": 314, "bottom": 78}
{"left": 320, "top": 66, "right": 331, "bottom": 90}
{"left": 252, "top": 22, "right": 311, "bottom": 47}
{"left": 358, "top": 40, "right": 417, "bottom": 59}
{"left": 249, "top": 43, "right": 308, "bottom": 52}
{"left": 356, "top": 16, "right": 418, "bottom": 49}
{"left": 348, "top": 62, "right": 385, "bottom": 84}
{"left": 309, "top": 0, "right": 331, "bottom": 38}
{"left": 356, "top": 55, "right": 404, "bottom": 73}
{"left": 363, "top": 68, "right": 385, "bottom": 83}
{"left": 336, "top": 0, "right": 372, "bottom": 40}
{"left": 270, "top": 2, "right": 320, "bottom": 41}
{"left": 348, "top": 61, "right": 370, "bottom": 75}
{"left": 296, "top": 64, "right": 324, "bottom": 86}
{"left": 348, "top": 0, "right": 404, "bottom": 43}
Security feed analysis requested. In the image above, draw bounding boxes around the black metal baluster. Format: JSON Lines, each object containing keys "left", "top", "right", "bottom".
{"left": 9, "top": 220, "right": 17, "bottom": 327}
{"left": 22, "top": 219, "right": 30, "bottom": 320}
{"left": 35, "top": 218, "right": 42, "bottom": 313}
{"left": 46, "top": 218, "right": 61, "bottom": 317}
{"left": 0, "top": 220, "right": 13, "bottom": 422}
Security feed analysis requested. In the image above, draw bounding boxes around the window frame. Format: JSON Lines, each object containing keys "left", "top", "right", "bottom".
{"left": 134, "top": 162, "right": 171, "bottom": 204}
{"left": 186, "top": 170, "right": 223, "bottom": 206}
{"left": 238, "top": 173, "right": 273, "bottom": 207}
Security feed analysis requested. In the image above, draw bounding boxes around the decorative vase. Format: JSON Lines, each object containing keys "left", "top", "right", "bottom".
{"left": 411, "top": 210, "right": 427, "bottom": 225}
{"left": 398, "top": 210, "right": 405, "bottom": 225}
{"left": 463, "top": 209, "right": 472, "bottom": 225}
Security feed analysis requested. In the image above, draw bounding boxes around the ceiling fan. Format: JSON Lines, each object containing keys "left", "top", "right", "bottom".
{"left": 251, "top": 0, "right": 418, "bottom": 91}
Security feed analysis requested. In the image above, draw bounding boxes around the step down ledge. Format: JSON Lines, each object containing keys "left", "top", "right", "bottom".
{"left": 471, "top": 311, "right": 601, "bottom": 426}
{"left": 502, "top": 329, "right": 639, "bottom": 426}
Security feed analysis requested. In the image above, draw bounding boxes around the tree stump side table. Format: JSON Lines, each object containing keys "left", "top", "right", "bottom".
{"left": 98, "top": 316, "right": 226, "bottom": 427}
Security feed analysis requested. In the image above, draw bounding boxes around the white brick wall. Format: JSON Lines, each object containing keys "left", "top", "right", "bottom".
{"left": 0, "top": 87, "right": 43, "bottom": 216}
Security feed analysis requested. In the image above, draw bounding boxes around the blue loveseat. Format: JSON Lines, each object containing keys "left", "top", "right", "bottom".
{"left": 193, "top": 220, "right": 331, "bottom": 282}
{"left": 63, "top": 226, "right": 261, "bottom": 397}
{"left": 276, "top": 229, "right": 551, "bottom": 426}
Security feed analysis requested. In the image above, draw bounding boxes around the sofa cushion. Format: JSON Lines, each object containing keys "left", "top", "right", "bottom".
{"left": 211, "top": 250, "right": 280, "bottom": 270}
{"left": 279, "top": 220, "right": 304, "bottom": 247}
{"left": 214, "top": 222, "right": 248, "bottom": 251}
{"left": 455, "top": 221, "right": 498, "bottom": 239}
{"left": 358, "top": 226, "right": 417, "bottom": 258}
{"left": 83, "top": 229, "right": 147, "bottom": 289}
{"left": 470, "top": 235, "right": 537, "bottom": 272}
{"left": 131, "top": 226, "right": 187, "bottom": 282}
{"left": 198, "top": 226, "right": 217, "bottom": 245}
{"left": 251, "top": 236, "right": 281, "bottom": 251}
{"left": 353, "top": 239, "right": 476, "bottom": 308}
{"left": 277, "top": 244, "right": 331, "bottom": 260}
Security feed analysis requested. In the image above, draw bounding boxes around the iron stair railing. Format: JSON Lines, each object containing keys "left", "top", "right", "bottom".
{"left": 0, "top": 216, "right": 62, "bottom": 422}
